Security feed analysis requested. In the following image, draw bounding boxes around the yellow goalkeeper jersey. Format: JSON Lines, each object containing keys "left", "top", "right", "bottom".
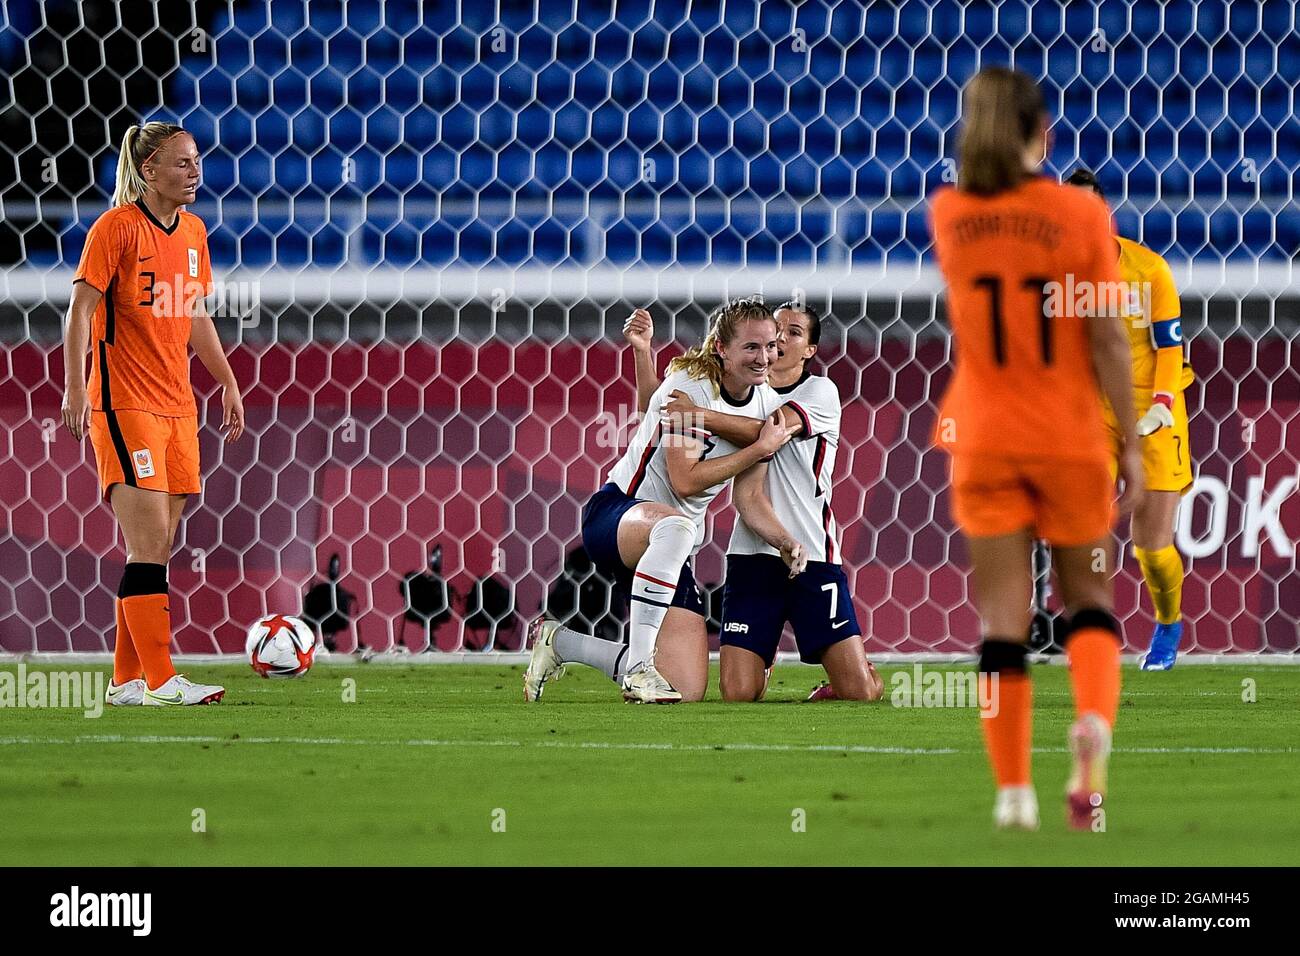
{"left": 1115, "top": 234, "right": 1183, "bottom": 389}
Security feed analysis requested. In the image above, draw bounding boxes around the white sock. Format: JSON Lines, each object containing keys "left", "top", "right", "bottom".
{"left": 553, "top": 626, "right": 629, "bottom": 682}
{"left": 627, "top": 514, "right": 695, "bottom": 673}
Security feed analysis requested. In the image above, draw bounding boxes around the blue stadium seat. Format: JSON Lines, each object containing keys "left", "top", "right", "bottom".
{"left": 345, "top": 68, "right": 384, "bottom": 113}
{"left": 1138, "top": 210, "right": 1174, "bottom": 255}
{"left": 417, "top": 222, "right": 457, "bottom": 266}
{"left": 254, "top": 111, "right": 290, "bottom": 152}
{"left": 132, "top": 1, "right": 1295, "bottom": 268}
{"left": 365, "top": 108, "right": 401, "bottom": 152}
{"left": 1275, "top": 211, "right": 1300, "bottom": 259}
{"left": 382, "top": 148, "right": 418, "bottom": 193}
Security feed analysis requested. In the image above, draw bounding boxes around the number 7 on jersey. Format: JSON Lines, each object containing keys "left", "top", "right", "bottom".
{"left": 821, "top": 582, "right": 837, "bottom": 619}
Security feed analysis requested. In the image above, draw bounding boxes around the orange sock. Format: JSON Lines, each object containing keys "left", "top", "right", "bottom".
{"left": 111, "top": 597, "right": 142, "bottom": 685}
{"left": 981, "top": 672, "right": 1032, "bottom": 787}
{"left": 978, "top": 640, "right": 1032, "bottom": 788}
{"left": 1067, "top": 626, "right": 1122, "bottom": 727}
{"left": 118, "top": 563, "right": 176, "bottom": 690}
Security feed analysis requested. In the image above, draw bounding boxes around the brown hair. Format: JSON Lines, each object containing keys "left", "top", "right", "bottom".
{"left": 667, "top": 295, "right": 776, "bottom": 392}
{"left": 1066, "top": 167, "right": 1104, "bottom": 198}
{"left": 775, "top": 300, "right": 822, "bottom": 346}
{"left": 957, "top": 67, "right": 1046, "bottom": 196}
{"left": 112, "top": 122, "right": 188, "bottom": 206}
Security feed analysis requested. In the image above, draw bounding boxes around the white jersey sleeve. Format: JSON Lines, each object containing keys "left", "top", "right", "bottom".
{"left": 726, "top": 372, "right": 843, "bottom": 564}
{"left": 605, "top": 369, "right": 774, "bottom": 553}
{"left": 782, "top": 376, "right": 839, "bottom": 440}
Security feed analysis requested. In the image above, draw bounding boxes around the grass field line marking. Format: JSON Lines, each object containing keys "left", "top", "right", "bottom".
{"left": 0, "top": 734, "right": 1293, "bottom": 757}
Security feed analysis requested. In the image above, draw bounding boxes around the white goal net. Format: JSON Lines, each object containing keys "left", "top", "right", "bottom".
{"left": 1, "top": 1, "right": 1296, "bottom": 658}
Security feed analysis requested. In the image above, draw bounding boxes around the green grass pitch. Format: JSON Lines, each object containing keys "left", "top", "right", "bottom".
{"left": 1, "top": 662, "right": 1297, "bottom": 866}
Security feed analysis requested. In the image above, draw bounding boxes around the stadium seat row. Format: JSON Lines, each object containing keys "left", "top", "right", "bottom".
{"left": 29, "top": 205, "right": 1298, "bottom": 269}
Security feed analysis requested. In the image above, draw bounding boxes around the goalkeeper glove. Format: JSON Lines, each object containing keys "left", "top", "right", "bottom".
{"left": 1136, "top": 393, "right": 1175, "bottom": 437}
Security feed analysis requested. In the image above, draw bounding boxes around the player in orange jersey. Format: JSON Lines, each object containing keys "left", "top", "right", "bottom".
{"left": 929, "top": 68, "right": 1143, "bottom": 830}
{"left": 61, "top": 121, "right": 244, "bottom": 706}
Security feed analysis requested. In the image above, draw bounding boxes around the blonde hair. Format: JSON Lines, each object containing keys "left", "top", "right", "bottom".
{"left": 666, "top": 296, "right": 776, "bottom": 392}
{"left": 112, "top": 122, "right": 187, "bottom": 206}
{"left": 957, "top": 67, "right": 1045, "bottom": 197}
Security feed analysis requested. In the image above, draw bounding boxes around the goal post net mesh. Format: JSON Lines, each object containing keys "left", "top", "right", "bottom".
{"left": 1, "top": 1, "right": 1297, "bottom": 657}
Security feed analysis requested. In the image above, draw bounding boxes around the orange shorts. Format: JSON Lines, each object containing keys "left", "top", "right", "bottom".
{"left": 88, "top": 409, "right": 201, "bottom": 500}
{"left": 949, "top": 453, "right": 1115, "bottom": 547}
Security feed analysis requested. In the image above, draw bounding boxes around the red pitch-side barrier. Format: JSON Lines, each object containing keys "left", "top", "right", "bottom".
{"left": 1, "top": 336, "right": 1296, "bottom": 655}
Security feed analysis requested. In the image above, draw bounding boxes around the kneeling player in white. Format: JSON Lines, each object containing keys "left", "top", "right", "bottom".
{"left": 628, "top": 303, "right": 883, "bottom": 701}
{"left": 525, "top": 298, "right": 796, "bottom": 703}
{"left": 718, "top": 304, "right": 882, "bottom": 701}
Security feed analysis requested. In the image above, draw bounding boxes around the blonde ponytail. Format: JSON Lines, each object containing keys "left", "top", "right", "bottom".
{"left": 667, "top": 296, "right": 775, "bottom": 393}
{"left": 111, "top": 121, "right": 187, "bottom": 206}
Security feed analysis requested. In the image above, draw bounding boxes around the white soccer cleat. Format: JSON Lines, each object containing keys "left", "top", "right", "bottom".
{"left": 105, "top": 678, "right": 146, "bottom": 706}
{"left": 523, "top": 616, "right": 565, "bottom": 702}
{"left": 1067, "top": 712, "right": 1112, "bottom": 830}
{"left": 993, "top": 785, "right": 1040, "bottom": 831}
{"left": 620, "top": 662, "right": 682, "bottom": 704}
{"left": 142, "top": 674, "right": 225, "bottom": 706}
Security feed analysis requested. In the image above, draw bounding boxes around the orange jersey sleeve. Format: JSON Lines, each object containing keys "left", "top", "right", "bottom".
{"left": 81, "top": 203, "right": 209, "bottom": 417}
{"left": 73, "top": 209, "right": 127, "bottom": 294}
{"left": 930, "top": 177, "right": 1122, "bottom": 462}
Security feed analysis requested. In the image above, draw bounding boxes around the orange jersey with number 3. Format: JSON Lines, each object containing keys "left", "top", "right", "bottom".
{"left": 930, "top": 177, "right": 1122, "bottom": 462}
{"left": 74, "top": 200, "right": 213, "bottom": 416}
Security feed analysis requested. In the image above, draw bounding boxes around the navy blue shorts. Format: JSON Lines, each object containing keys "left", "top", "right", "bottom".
{"left": 720, "top": 554, "right": 861, "bottom": 666}
{"left": 580, "top": 483, "right": 707, "bottom": 617}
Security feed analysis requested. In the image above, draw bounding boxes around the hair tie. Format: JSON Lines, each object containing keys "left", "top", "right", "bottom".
{"left": 141, "top": 130, "right": 184, "bottom": 170}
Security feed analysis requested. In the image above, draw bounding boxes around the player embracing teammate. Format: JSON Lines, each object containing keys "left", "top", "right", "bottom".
{"left": 930, "top": 68, "right": 1142, "bottom": 829}
{"left": 630, "top": 304, "right": 883, "bottom": 702}
{"left": 524, "top": 298, "right": 797, "bottom": 703}
{"left": 527, "top": 298, "right": 882, "bottom": 705}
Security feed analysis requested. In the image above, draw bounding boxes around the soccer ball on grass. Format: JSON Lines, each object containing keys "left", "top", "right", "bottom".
{"left": 245, "top": 614, "right": 317, "bottom": 679}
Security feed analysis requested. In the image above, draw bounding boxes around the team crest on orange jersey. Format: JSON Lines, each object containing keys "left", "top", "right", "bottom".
{"left": 132, "top": 448, "right": 156, "bottom": 478}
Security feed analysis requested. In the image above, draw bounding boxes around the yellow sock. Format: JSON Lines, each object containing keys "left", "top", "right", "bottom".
{"left": 1134, "top": 545, "right": 1184, "bottom": 625}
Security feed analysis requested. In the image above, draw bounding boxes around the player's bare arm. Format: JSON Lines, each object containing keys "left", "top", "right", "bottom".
{"left": 663, "top": 389, "right": 803, "bottom": 445}
{"left": 622, "top": 307, "right": 658, "bottom": 415}
{"left": 662, "top": 413, "right": 795, "bottom": 498}
{"left": 733, "top": 460, "right": 808, "bottom": 577}
{"left": 1088, "top": 307, "right": 1143, "bottom": 514}
{"left": 60, "top": 280, "right": 101, "bottom": 441}
{"left": 188, "top": 301, "right": 245, "bottom": 443}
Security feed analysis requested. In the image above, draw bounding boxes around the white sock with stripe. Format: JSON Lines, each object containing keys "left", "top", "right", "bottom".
{"left": 553, "top": 626, "right": 629, "bottom": 682}
{"left": 627, "top": 514, "right": 695, "bottom": 674}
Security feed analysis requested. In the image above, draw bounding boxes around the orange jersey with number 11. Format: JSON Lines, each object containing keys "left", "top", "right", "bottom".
{"left": 929, "top": 176, "right": 1122, "bottom": 462}
{"left": 74, "top": 200, "right": 213, "bottom": 417}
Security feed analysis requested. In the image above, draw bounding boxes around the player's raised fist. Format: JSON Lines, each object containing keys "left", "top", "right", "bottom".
{"left": 622, "top": 308, "right": 653, "bottom": 351}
